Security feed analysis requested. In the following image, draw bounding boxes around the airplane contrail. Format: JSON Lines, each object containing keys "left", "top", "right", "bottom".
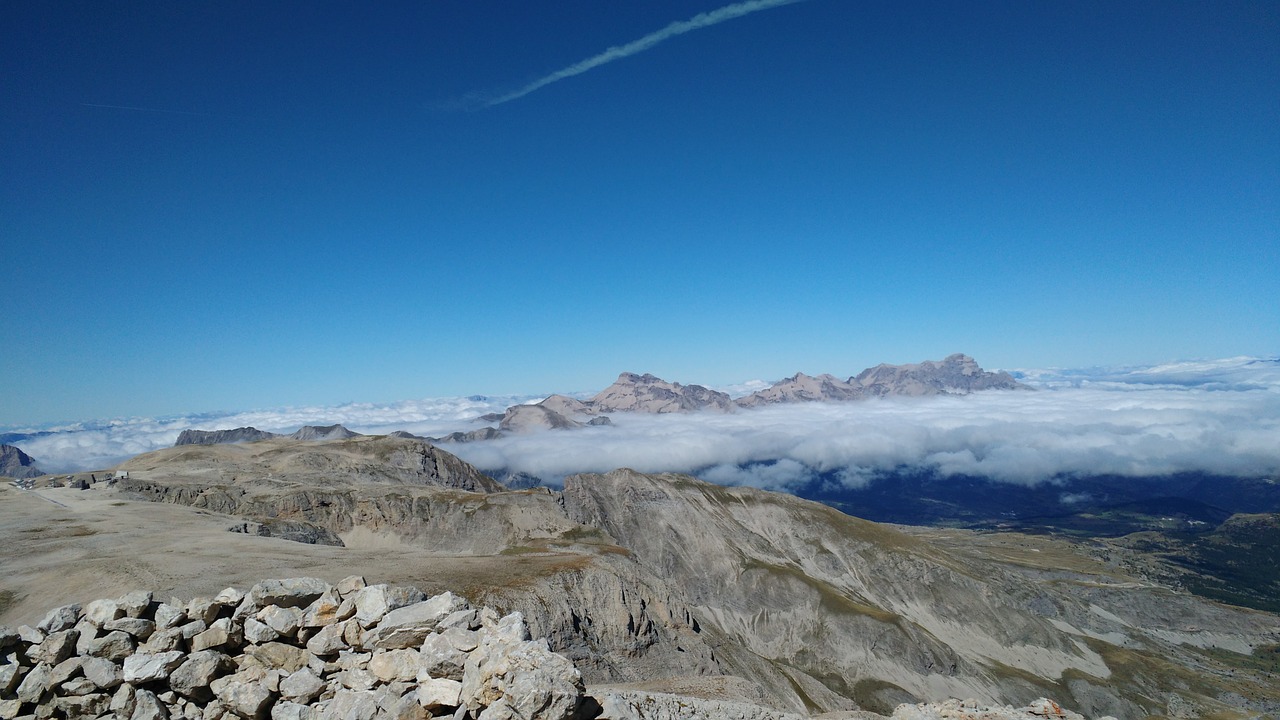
{"left": 483, "top": 0, "right": 806, "bottom": 107}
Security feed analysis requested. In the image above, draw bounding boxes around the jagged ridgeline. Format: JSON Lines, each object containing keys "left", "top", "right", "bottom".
{"left": 3, "top": 435, "right": 1278, "bottom": 718}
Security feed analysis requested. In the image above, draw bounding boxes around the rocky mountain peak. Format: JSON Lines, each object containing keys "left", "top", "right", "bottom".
{"left": 589, "top": 372, "right": 733, "bottom": 414}
{"left": 174, "top": 427, "right": 280, "bottom": 447}
{"left": 498, "top": 404, "right": 583, "bottom": 434}
{"left": 288, "top": 424, "right": 361, "bottom": 441}
{"left": 852, "top": 354, "right": 1029, "bottom": 396}
{"left": 0, "top": 444, "right": 44, "bottom": 479}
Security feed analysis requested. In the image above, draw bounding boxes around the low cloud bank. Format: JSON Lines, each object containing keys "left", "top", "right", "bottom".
{"left": 7, "top": 395, "right": 537, "bottom": 473}
{"left": 447, "top": 378, "right": 1280, "bottom": 488}
{"left": 7, "top": 357, "right": 1278, "bottom": 488}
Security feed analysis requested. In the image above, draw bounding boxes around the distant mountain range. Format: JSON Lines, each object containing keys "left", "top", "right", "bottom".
{"left": 169, "top": 354, "right": 1027, "bottom": 446}
{"left": 511, "top": 353, "right": 1027, "bottom": 432}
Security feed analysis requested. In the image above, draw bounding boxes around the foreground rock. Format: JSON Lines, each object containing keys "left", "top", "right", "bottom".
{"left": 0, "top": 577, "right": 1119, "bottom": 720}
{"left": 0, "top": 579, "right": 587, "bottom": 719}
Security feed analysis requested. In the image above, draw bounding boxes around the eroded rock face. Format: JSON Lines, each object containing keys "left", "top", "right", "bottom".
{"left": 589, "top": 373, "right": 734, "bottom": 414}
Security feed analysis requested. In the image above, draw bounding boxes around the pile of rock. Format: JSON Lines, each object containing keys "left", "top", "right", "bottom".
{"left": 890, "top": 698, "right": 1113, "bottom": 720}
{"left": 0, "top": 577, "right": 587, "bottom": 720}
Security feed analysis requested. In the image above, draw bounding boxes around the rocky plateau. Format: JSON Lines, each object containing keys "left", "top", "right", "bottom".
{"left": 4, "top": 435, "right": 1278, "bottom": 719}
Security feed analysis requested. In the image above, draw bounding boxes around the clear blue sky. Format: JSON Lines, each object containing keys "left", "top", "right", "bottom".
{"left": 2, "top": 1, "right": 1277, "bottom": 426}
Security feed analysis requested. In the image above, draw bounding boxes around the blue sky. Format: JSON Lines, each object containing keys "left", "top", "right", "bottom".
{"left": 3, "top": 1, "right": 1277, "bottom": 426}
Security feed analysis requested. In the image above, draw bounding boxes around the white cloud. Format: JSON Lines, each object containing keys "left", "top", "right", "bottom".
{"left": 444, "top": 359, "right": 1280, "bottom": 489}
{"left": 10, "top": 357, "right": 1279, "bottom": 492}
{"left": 12, "top": 395, "right": 535, "bottom": 473}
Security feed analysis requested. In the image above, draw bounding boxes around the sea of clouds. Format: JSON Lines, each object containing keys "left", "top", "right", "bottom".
{"left": 7, "top": 357, "right": 1279, "bottom": 489}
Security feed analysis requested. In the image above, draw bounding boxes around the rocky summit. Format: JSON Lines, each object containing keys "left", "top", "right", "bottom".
{"left": 4, "top": 436, "right": 1278, "bottom": 719}
{"left": 737, "top": 354, "right": 1029, "bottom": 407}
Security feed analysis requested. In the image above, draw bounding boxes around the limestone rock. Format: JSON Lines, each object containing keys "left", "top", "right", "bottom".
{"left": 460, "top": 628, "right": 583, "bottom": 720}
{"left": 210, "top": 672, "right": 275, "bottom": 719}
{"left": 351, "top": 585, "right": 426, "bottom": 629}
{"left": 415, "top": 677, "right": 462, "bottom": 710}
{"left": 36, "top": 604, "right": 81, "bottom": 634}
{"left": 123, "top": 651, "right": 186, "bottom": 684}
{"left": 278, "top": 668, "right": 325, "bottom": 704}
{"left": 259, "top": 606, "right": 304, "bottom": 638}
{"left": 368, "top": 649, "right": 419, "bottom": 683}
{"left": 105, "top": 617, "right": 157, "bottom": 640}
{"left": 362, "top": 592, "right": 467, "bottom": 649}
{"left": 170, "top": 650, "right": 234, "bottom": 700}
{"left": 29, "top": 629, "right": 78, "bottom": 665}
{"left": 130, "top": 688, "right": 169, "bottom": 720}
{"left": 80, "top": 655, "right": 124, "bottom": 689}
{"left": 84, "top": 599, "right": 124, "bottom": 628}
{"left": 118, "top": 590, "right": 155, "bottom": 619}
{"left": 248, "top": 578, "right": 331, "bottom": 610}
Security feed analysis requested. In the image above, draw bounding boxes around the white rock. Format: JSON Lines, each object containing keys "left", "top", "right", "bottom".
{"left": 259, "top": 605, "right": 304, "bottom": 637}
{"left": 117, "top": 590, "right": 154, "bottom": 619}
{"left": 416, "top": 677, "right": 462, "bottom": 710}
{"left": 362, "top": 592, "right": 466, "bottom": 649}
{"left": 84, "top": 599, "right": 123, "bottom": 627}
{"left": 279, "top": 667, "right": 326, "bottom": 704}
{"left": 244, "top": 618, "right": 280, "bottom": 645}
{"left": 123, "top": 650, "right": 186, "bottom": 683}
{"left": 37, "top": 603, "right": 81, "bottom": 634}
{"left": 368, "top": 649, "right": 420, "bottom": 683}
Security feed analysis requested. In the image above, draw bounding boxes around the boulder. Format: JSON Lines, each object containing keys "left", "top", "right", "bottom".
{"left": 248, "top": 578, "right": 331, "bottom": 610}
{"left": 416, "top": 678, "right": 462, "bottom": 710}
{"left": 106, "top": 617, "right": 157, "bottom": 640}
{"left": 123, "top": 650, "right": 187, "bottom": 683}
{"left": 210, "top": 672, "right": 275, "bottom": 719}
{"left": 170, "top": 650, "right": 234, "bottom": 700}
{"left": 258, "top": 606, "right": 304, "bottom": 638}
{"left": 84, "top": 599, "right": 124, "bottom": 628}
{"left": 351, "top": 585, "right": 426, "bottom": 628}
{"left": 368, "top": 649, "right": 419, "bottom": 683}
{"left": 36, "top": 603, "right": 81, "bottom": 634}
{"left": 361, "top": 592, "right": 467, "bottom": 649}
{"left": 278, "top": 668, "right": 325, "bottom": 704}
{"left": 460, "top": 623, "right": 584, "bottom": 720}
{"left": 80, "top": 655, "right": 124, "bottom": 689}
{"left": 117, "top": 590, "right": 154, "bottom": 619}
{"left": 130, "top": 688, "right": 169, "bottom": 720}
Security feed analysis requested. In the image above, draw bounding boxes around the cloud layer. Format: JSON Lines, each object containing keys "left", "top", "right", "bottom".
{"left": 9, "top": 395, "right": 538, "bottom": 473}
{"left": 480, "top": 0, "right": 804, "bottom": 106}
{"left": 447, "top": 377, "right": 1280, "bottom": 488}
{"left": 8, "top": 357, "right": 1278, "bottom": 492}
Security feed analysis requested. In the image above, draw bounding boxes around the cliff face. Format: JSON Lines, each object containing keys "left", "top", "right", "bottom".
{"left": 0, "top": 444, "right": 44, "bottom": 479}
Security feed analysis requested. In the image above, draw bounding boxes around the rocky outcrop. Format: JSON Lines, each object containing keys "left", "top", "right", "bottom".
{"left": 589, "top": 373, "right": 733, "bottom": 414}
{"left": 737, "top": 354, "right": 1029, "bottom": 407}
{"left": 0, "top": 445, "right": 43, "bottom": 479}
{"left": 288, "top": 425, "right": 361, "bottom": 442}
{"left": 432, "top": 427, "right": 503, "bottom": 444}
{"left": 734, "top": 372, "right": 863, "bottom": 408}
{"left": 851, "top": 354, "right": 1028, "bottom": 397}
{"left": 175, "top": 428, "right": 282, "bottom": 447}
{"left": 0, "top": 578, "right": 592, "bottom": 720}
{"left": 499, "top": 406, "right": 584, "bottom": 434}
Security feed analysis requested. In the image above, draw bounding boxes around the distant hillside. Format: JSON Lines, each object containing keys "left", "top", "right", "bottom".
{"left": 738, "top": 353, "right": 1029, "bottom": 407}
{"left": 174, "top": 427, "right": 280, "bottom": 446}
